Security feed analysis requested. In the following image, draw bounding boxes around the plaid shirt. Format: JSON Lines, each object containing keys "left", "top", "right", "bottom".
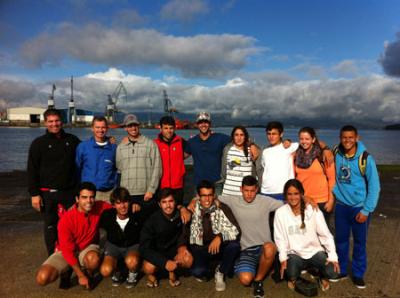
{"left": 116, "top": 135, "right": 162, "bottom": 195}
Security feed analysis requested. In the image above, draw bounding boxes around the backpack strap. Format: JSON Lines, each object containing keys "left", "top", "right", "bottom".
{"left": 358, "top": 151, "right": 369, "bottom": 177}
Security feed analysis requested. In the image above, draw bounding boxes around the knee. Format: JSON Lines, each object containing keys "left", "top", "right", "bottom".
{"left": 262, "top": 243, "right": 277, "bottom": 259}
{"left": 142, "top": 261, "right": 156, "bottom": 274}
{"left": 238, "top": 272, "right": 254, "bottom": 286}
{"left": 100, "top": 263, "right": 114, "bottom": 277}
{"left": 36, "top": 265, "right": 56, "bottom": 286}
{"left": 182, "top": 253, "right": 193, "bottom": 268}
{"left": 84, "top": 251, "right": 101, "bottom": 270}
{"left": 125, "top": 254, "right": 140, "bottom": 271}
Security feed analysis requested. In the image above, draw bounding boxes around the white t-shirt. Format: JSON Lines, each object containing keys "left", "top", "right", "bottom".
{"left": 222, "top": 146, "right": 253, "bottom": 196}
{"left": 116, "top": 216, "right": 129, "bottom": 231}
{"left": 274, "top": 204, "right": 338, "bottom": 262}
{"left": 261, "top": 142, "right": 298, "bottom": 194}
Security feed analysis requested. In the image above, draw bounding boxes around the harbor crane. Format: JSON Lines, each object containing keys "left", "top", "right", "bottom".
{"left": 163, "top": 90, "right": 178, "bottom": 117}
{"left": 47, "top": 84, "right": 56, "bottom": 109}
{"left": 106, "top": 82, "right": 127, "bottom": 123}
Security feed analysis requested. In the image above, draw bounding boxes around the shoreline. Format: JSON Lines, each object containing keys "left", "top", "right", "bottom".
{"left": 0, "top": 166, "right": 399, "bottom": 297}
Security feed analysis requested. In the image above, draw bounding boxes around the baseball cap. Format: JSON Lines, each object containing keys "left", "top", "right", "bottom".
{"left": 123, "top": 114, "right": 140, "bottom": 126}
{"left": 196, "top": 111, "right": 211, "bottom": 123}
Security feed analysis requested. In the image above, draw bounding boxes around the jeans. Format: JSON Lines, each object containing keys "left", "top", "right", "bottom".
{"left": 335, "top": 202, "right": 370, "bottom": 278}
{"left": 286, "top": 251, "right": 336, "bottom": 281}
{"left": 191, "top": 240, "right": 240, "bottom": 278}
{"left": 42, "top": 189, "right": 76, "bottom": 255}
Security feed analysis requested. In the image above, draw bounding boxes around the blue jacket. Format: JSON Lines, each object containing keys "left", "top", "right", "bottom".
{"left": 75, "top": 137, "right": 117, "bottom": 190}
{"left": 333, "top": 141, "right": 380, "bottom": 216}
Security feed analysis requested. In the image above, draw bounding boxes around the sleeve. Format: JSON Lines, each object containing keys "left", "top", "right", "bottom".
{"left": 58, "top": 216, "right": 79, "bottom": 266}
{"left": 218, "top": 195, "right": 232, "bottom": 208}
{"left": 315, "top": 209, "right": 338, "bottom": 262}
{"left": 177, "top": 222, "right": 189, "bottom": 247}
{"left": 75, "top": 143, "right": 83, "bottom": 182}
{"left": 273, "top": 208, "right": 290, "bottom": 262}
{"left": 288, "top": 142, "right": 299, "bottom": 154}
{"left": 220, "top": 144, "right": 230, "bottom": 182}
{"left": 265, "top": 196, "right": 284, "bottom": 212}
{"left": 139, "top": 220, "right": 169, "bottom": 270}
{"left": 182, "top": 138, "right": 188, "bottom": 153}
{"left": 27, "top": 140, "right": 41, "bottom": 196}
{"left": 116, "top": 144, "right": 122, "bottom": 172}
{"left": 147, "top": 141, "right": 162, "bottom": 194}
{"left": 220, "top": 203, "right": 241, "bottom": 241}
{"left": 361, "top": 155, "right": 381, "bottom": 216}
{"left": 184, "top": 138, "right": 192, "bottom": 155}
{"left": 222, "top": 134, "right": 231, "bottom": 147}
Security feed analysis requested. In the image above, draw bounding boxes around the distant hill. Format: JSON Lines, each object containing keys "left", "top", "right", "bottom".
{"left": 385, "top": 124, "right": 400, "bottom": 130}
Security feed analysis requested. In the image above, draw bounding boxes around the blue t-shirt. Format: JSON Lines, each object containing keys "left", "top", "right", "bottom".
{"left": 186, "top": 133, "right": 230, "bottom": 186}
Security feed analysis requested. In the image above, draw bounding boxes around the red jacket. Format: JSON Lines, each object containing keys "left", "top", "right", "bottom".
{"left": 154, "top": 134, "right": 186, "bottom": 189}
{"left": 56, "top": 201, "right": 112, "bottom": 266}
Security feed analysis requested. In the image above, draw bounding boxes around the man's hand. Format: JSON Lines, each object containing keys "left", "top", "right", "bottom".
{"left": 208, "top": 236, "right": 222, "bottom": 255}
{"left": 303, "top": 196, "right": 318, "bottom": 210}
{"left": 132, "top": 203, "right": 141, "bottom": 213}
{"left": 179, "top": 206, "right": 191, "bottom": 224}
{"left": 78, "top": 274, "right": 90, "bottom": 289}
{"left": 326, "top": 260, "right": 340, "bottom": 273}
{"left": 144, "top": 192, "right": 153, "bottom": 201}
{"left": 175, "top": 246, "right": 190, "bottom": 265}
{"left": 355, "top": 212, "right": 368, "bottom": 223}
{"left": 165, "top": 260, "right": 178, "bottom": 272}
{"left": 280, "top": 260, "right": 287, "bottom": 279}
{"left": 321, "top": 145, "right": 334, "bottom": 167}
{"left": 31, "top": 195, "right": 42, "bottom": 212}
{"left": 324, "top": 199, "right": 334, "bottom": 213}
{"left": 187, "top": 198, "right": 198, "bottom": 213}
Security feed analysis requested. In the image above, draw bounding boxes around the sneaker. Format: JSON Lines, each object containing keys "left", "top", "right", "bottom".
{"left": 352, "top": 277, "right": 366, "bottom": 289}
{"left": 214, "top": 266, "right": 226, "bottom": 291}
{"left": 125, "top": 271, "right": 138, "bottom": 289}
{"left": 253, "top": 281, "right": 265, "bottom": 298}
{"left": 329, "top": 274, "right": 348, "bottom": 282}
{"left": 111, "top": 272, "right": 122, "bottom": 287}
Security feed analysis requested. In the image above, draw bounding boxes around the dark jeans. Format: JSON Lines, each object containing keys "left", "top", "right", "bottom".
{"left": 318, "top": 202, "right": 333, "bottom": 232}
{"left": 41, "top": 189, "right": 76, "bottom": 255}
{"left": 191, "top": 240, "right": 240, "bottom": 278}
{"left": 286, "top": 252, "right": 336, "bottom": 281}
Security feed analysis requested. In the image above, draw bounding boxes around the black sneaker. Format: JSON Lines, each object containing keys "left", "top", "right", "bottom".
{"left": 253, "top": 281, "right": 265, "bottom": 298}
{"left": 111, "top": 272, "right": 122, "bottom": 287}
{"left": 329, "top": 273, "right": 348, "bottom": 282}
{"left": 352, "top": 277, "right": 366, "bottom": 289}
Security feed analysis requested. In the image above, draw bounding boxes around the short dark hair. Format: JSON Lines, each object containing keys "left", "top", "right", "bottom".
{"left": 158, "top": 188, "right": 175, "bottom": 202}
{"left": 43, "top": 109, "right": 62, "bottom": 121}
{"left": 196, "top": 180, "right": 215, "bottom": 195}
{"left": 340, "top": 125, "right": 358, "bottom": 136}
{"left": 160, "top": 115, "right": 175, "bottom": 127}
{"left": 92, "top": 115, "right": 108, "bottom": 127}
{"left": 110, "top": 187, "right": 131, "bottom": 205}
{"left": 242, "top": 175, "right": 258, "bottom": 187}
{"left": 77, "top": 182, "right": 97, "bottom": 197}
{"left": 266, "top": 121, "right": 283, "bottom": 134}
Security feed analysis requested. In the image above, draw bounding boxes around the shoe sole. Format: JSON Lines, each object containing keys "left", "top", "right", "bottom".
{"left": 329, "top": 276, "right": 348, "bottom": 283}
{"left": 355, "top": 284, "right": 366, "bottom": 289}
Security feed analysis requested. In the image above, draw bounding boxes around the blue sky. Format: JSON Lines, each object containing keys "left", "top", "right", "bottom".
{"left": 1, "top": 0, "right": 400, "bottom": 126}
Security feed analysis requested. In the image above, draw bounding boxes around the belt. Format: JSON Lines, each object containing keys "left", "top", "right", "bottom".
{"left": 40, "top": 188, "right": 58, "bottom": 193}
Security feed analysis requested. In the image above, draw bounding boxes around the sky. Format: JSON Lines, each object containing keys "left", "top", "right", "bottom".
{"left": 1, "top": 0, "right": 400, "bottom": 127}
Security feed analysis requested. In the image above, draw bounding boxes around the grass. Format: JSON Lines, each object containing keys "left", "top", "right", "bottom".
{"left": 377, "top": 165, "right": 400, "bottom": 173}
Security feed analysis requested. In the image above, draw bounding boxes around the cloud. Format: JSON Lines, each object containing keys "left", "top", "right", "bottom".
{"left": 112, "top": 8, "right": 146, "bottom": 27}
{"left": 1, "top": 68, "right": 399, "bottom": 127}
{"left": 292, "top": 63, "right": 327, "bottom": 79}
{"left": 160, "top": 0, "right": 209, "bottom": 22}
{"left": 332, "top": 60, "right": 360, "bottom": 77}
{"left": 18, "top": 23, "right": 260, "bottom": 78}
{"left": 380, "top": 32, "right": 400, "bottom": 77}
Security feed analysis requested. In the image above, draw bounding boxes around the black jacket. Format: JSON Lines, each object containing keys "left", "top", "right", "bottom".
{"left": 27, "top": 129, "right": 80, "bottom": 196}
{"left": 99, "top": 208, "right": 144, "bottom": 247}
{"left": 139, "top": 209, "right": 187, "bottom": 269}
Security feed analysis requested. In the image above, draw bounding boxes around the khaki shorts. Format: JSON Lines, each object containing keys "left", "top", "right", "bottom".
{"left": 43, "top": 244, "right": 100, "bottom": 273}
{"left": 96, "top": 190, "right": 113, "bottom": 202}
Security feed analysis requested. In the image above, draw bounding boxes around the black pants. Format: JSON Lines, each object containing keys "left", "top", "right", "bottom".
{"left": 41, "top": 189, "right": 76, "bottom": 255}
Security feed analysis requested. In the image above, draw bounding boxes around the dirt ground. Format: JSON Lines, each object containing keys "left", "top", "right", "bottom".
{"left": 0, "top": 167, "right": 399, "bottom": 298}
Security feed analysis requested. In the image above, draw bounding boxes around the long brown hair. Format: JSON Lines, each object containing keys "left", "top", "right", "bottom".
{"left": 284, "top": 179, "right": 306, "bottom": 229}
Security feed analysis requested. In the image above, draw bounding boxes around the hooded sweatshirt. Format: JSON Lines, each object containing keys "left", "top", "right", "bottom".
{"left": 333, "top": 141, "right": 380, "bottom": 216}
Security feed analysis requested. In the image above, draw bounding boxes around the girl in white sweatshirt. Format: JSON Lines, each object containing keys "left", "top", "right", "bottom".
{"left": 274, "top": 179, "right": 339, "bottom": 291}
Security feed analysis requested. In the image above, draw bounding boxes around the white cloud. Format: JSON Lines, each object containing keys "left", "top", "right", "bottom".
{"left": 19, "top": 23, "right": 261, "bottom": 78}
{"left": 332, "top": 60, "right": 360, "bottom": 77}
{"left": 160, "top": 0, "right": 208, "bottom": 22}
{"left": 1, "top": 68, "right": 399, "bottom": 126}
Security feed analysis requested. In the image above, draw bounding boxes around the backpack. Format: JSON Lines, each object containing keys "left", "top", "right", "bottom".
{"left": 333, "top": 145, "right": 369, "bottom": 176}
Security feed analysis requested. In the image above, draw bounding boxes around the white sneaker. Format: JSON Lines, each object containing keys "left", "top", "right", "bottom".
{"left": 125, "top": 271, "right": 138, "bottom": 289}
{"left": 215, "top": 266, "right": 226, "bottom": 291}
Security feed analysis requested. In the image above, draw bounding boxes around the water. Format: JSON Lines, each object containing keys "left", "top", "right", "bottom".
{"left": 1, "top": 126, "right": 399, "bottom": 172}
